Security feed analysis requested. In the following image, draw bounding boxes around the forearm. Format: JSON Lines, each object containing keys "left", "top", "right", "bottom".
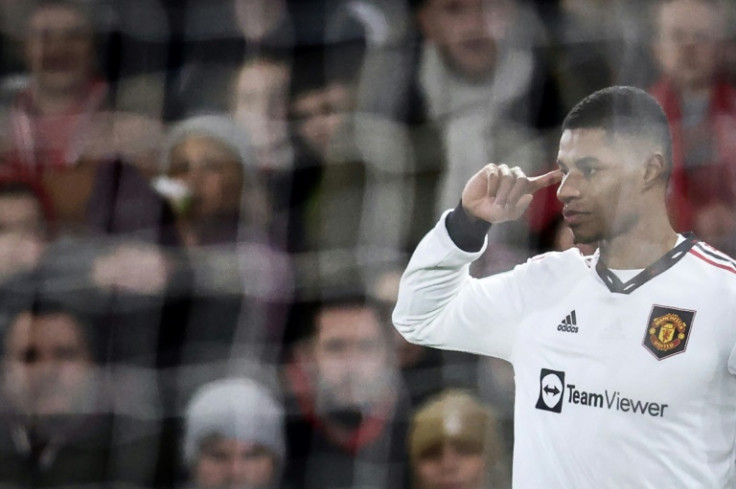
{"left": 393, "top": 203, "right": 529, "bottom": 360}
{"left": 391, "top": 214, "right": 489, "bottom": 355}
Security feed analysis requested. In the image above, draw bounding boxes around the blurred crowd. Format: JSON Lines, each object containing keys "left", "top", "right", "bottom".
{"left": 0, "top": 0, "right": 734, "bottom": 488}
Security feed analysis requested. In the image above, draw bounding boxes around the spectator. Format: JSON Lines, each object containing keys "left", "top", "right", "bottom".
{"left": 649, "top": 0, "right": 736, "bottom": 234}
{"left": 0, "top": 0, "right": 105, "bottom": 178}
{"left": 165, "top": 0, "right": 294, "bottom": 121}
{"left": 0, "top": 280, "right": 163, "bottom": 487}
{"left": 290, "top": 60, "right": 356, "bottom": 163}
{"left": 357, "top": 0, "right": 561, "bottom": 255}
{"left": 182, "top": 377, "right": 285, "bottom": 489}
{"left": 282, "top": 294, "right": 410, "bottom": 489}
{"left": 409, "top": 389, "right": 509, "bottom": 489}
{"left": 174, "top": 0, "right": 293, "bottom": 67}
{"left": 287, "top": 50, "right": 370, "bottom": 293}
{"left": 545, "top": 0, "right": 655, "bottom": 113}
{"left": 409, "top": 0, "right": 562, "bottom": 214}
{"left": 231, "top": 54, "right": 294, "bottom": 174}
{"left": 0, "top": 0, "right": 164, "bottom": 230}
{"left": 157, "top": 114, "right": 270, "bottom": 247}
{"left": 156, "top": 114, "right": 292, "bottom": 371}
{"left": 12, "top": 0, "right": 162, "bottom": 168}
{"left": 0, "top": 178, "right": 53, "bottom": 283}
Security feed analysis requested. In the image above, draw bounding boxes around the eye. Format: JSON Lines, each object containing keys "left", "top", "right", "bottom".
{"left": 580, "top": 165, "right": 597, "bottom": 177}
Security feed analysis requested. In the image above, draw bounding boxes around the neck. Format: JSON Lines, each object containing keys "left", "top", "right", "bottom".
{"left": 598, "top": 204, "right": 677, "bottom": 270}
{"left": 30, "top": 84, "right": 88, "bottom": 115}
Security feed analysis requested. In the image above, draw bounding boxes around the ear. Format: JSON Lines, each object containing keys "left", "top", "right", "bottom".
{"left": 642, "top": 153, "right": 668, "bottom": 189}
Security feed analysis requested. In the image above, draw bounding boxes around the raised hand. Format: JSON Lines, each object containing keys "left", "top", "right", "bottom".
{"left": 461, "top": 163, "right": 563, "bottom": 224}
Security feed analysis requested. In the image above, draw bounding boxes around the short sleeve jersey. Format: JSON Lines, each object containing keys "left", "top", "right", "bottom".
{"left": 393, "top": 214, "right": 736, "bottom": 488}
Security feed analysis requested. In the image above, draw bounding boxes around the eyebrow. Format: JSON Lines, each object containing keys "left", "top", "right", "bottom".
{"left": 557, "top": 156, "right": 602, "bottom": 169}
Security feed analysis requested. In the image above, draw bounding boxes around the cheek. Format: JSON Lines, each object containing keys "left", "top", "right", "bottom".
{"left": 315, "top": 355, "right": 346, "bottom": 384}
{"left": 299, "top": 119, "right": 322, "bottom": 142}
{"left": 359, "top": 350, "right": 389, "bottom": 377}
{"left": 694, "top": 45, "right": 720, "bottom": 71}
{"left": 194, "top": 458, "right": 226, "bottom": 486}
{"left": 415, "top": 460, "right": 442, "bottom": 487}
{"left": 242, "top": 457, "right": 276, "bottom": 486}
{"left": 57, "top": 362, "right": 92, "bottom": 386}
{"left": 194, "top": 175, "right": 228, "bottom": 211}
{"left": 73, "top": 44, "right": 94, "bottom": 67}
{"left": 456, "top": 455, "right": 487, "bottom": 486}
{"left": 2, "top": 364, "right": 27, "bottom": 394}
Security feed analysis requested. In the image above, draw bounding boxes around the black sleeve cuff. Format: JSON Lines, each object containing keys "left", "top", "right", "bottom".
{"left": 445, "top": 201, "right": 491, "bottom": 252}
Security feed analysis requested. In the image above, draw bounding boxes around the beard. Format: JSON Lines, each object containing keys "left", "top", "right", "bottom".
{"left": 313, "top": 370, "right": 397, "bottom": 420}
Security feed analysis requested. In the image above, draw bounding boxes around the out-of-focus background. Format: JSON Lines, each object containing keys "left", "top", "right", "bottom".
{"left": 0, "top": 0, "right": 733, "bottom": 488}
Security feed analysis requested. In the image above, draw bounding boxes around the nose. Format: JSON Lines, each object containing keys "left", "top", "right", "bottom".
{"left": 556, "top": 172, "right": 581, "bottom": 203}
{"left": 439, "top": 445, "right": 462, "bottom": 473}
{"left": 227, "top": 456, "right": 249, "bottom": 484}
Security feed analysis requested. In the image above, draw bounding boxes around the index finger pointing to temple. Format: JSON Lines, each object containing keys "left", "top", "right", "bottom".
{"left": 528, "top": 169, "right": 563, "bottom": 192}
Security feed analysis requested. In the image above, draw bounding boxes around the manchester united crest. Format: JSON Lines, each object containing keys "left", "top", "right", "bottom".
{"left": 643, "top": 306, "right": 695, "bottom": 360}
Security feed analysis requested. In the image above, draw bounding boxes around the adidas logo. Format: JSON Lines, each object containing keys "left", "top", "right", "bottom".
{"left": 557, "top": 310, "right": 578, "bottom": 333}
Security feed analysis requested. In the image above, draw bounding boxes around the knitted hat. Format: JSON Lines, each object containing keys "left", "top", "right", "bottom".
{"left": 162, "top": 114, "right": 257, "bottom": 173}
{"left": 158, "top": 114, "right": 271, "bottom": 231}
{"left": 409, "top": 389, "right": 500, "bottom": 464}
{"left": 183, "top": 378, "right": 285, "bottom": 464}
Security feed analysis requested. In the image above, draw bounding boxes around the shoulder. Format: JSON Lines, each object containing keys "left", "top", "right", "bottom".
{"left": 687, "top": 241, "right": 736, "bottom": 299}
{"left": 512, "top": 247, "right": 590, "bottom": 281}
{"left": 526, "top": 247, "right": 589, "bottom": 268}
{"left": 688, "top": 241, "right": 736, "bottom": 270}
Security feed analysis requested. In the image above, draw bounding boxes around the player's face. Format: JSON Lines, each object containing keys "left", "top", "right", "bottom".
{"left": 417, "top": 0, "right": 514, "bottom": 82}
{"left": 194, "top": 436, "right": 277, "bottom": 489}
{"left": 415, "top": 441, "right": 486, "bottom": 489}
{"left": 556, "top": 128, "right": 645, "bottom": 244}
{"left": 653, "top": 0, "right": 723, "bottom": 92}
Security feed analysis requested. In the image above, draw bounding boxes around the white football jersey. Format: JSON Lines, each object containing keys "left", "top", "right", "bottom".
{"left": 393, "top": 213, "right": 736, "bottom": 488}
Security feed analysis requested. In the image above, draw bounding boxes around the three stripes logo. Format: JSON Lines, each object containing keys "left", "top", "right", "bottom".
{"left": 557, "top": 310, "right": 578, "bottom": 333}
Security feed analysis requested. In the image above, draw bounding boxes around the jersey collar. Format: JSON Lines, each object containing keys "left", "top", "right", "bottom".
{"left": 594, "top": 233, "right": 698, "bottom": 294}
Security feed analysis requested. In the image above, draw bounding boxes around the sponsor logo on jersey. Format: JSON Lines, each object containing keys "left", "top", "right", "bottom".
{"left": 536, "top": 369, "right": 565, "bottom": 412}
{"left": 535, "top": 368, "right": 669, "bottom": 417}
{"left": 643, "top": 305, "right": 695, "bottom": 360}
{"left": 557, "top": 310, "right": 578, "bottom": 333}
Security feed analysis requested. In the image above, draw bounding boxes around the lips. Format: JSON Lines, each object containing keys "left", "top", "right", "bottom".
{"left": 562, "top": 209, "right": 589, "bottom": 226}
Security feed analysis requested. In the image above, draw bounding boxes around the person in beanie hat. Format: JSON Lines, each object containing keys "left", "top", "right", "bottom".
{"left": 183, "top": 377, "right": 285, "bottom": 489}
{"left": 155, "top": 114, "right": 292, "bottom": 369}
{"left": 156, "top": 114, "right": 271, "bottom": 247}
{"left": 409, "top": 389, "right": 509, "bottom": 489}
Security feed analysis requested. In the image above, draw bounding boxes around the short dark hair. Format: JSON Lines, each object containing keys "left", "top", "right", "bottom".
{"left": 562, "top": 86, "right": 673, "bottom": 175}
{"left": 291, "top": 292, "right": 388, "bottom": 343}
{"left": 0, "top": 273, "right": 106, "bottom": 363}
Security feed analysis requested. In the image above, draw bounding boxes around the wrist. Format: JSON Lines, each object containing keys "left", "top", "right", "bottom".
{"left": 445, "top": 201, "right": 491, "bottom": 252}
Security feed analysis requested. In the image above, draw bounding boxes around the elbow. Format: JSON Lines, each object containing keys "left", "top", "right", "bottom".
{"left": 391, "top": 309, "right": 425, "bottom": 345}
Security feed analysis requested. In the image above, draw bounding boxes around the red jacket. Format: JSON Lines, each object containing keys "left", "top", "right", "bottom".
{"left": 650, "top": 78, "right": 736, "bottom": 232}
